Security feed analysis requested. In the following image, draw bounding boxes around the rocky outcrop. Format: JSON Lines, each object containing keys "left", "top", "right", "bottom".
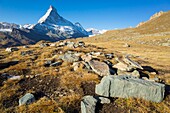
{"left": 95, "top": 75, "right": 165, "bottom": 103}
{"left": 137, "top": 11, "right": 165, "bottom": 27}
{"left": 150, "top": 11, "right": 164, "bottom": 20}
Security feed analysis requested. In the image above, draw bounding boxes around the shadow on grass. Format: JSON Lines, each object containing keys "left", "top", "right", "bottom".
{"left": 165, "top": 84, "right": 170, "bottom": 98}
{"left": 0, "top": 61, "right": 19, "bottom": 70}
{"left": 142, "top": 66, "right": 158, "bottom": 74}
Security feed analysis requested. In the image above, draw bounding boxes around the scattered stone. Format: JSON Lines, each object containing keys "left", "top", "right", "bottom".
{"left": 97, "top": 97, "right": 110, "bottom": 104}
{"left": 19, "top": 93, "right": 35, "bottom": 106}
{"left": 105, "top": 53, "right": 114, "bottom": 59}
{"left": 88, "top": 60, "right": 110, "bottom": 76}
{"left": 81, "top": 96, "right": 110, "bottom": 113}
{"left": 20, "top": 50, "right": 33, "bottom": 56}
{"left": 113, "top": 62, "right": 133, "bottom": 72}
{"left": 72, "top": 62, "right": 80, "bottom": 71}
{"left": 66, "top": 41, "right": 75, "bottom": 48}
{"left": 50, "top": 43, "right": 57, "bottom": 47}
{"left": 123, "top": 43, "right": 130, "bottom": 47}
{"left": 95, "top": 75, "right": 165, "bottom": 103}
{"left": 58, "top": 41, "right": 66, "bottom": 46}
{"left": 81, "top": 55, "right": 92, "bottom": 62}
{"left": 1, "top": 73, "right": 11, "bottom": 79}
{"left": 82, "top": 61, "right": 91, "bottom": 70}
{"left": 142, "top": 77, "right": 149, "bottom": 81}
{"left": 90, "top": 52, "right": 102, "bottom": 56}
{"left": 44, "top": 60, "right": 53, "bottom": 67}
{"left": 39, "top": 43, "right": 50, "bottom": 48}
{"left": 81, "top": 96, "right": 97, "bottom": 113}
{"left": 23, "top": 45, "right": 29, "bottom": 48}
{"left": 59, "top": 53, "right": 80, "bottom": 63}
{"left": 162, "top": 43, "right": 170, "bottom": 47}
{"left": 131, "top": 70, "right": 140, "bottom": 78}
{"left": 5, "top": 47, "right": 19, "bottom": 52}
{"left": 123, "top": 55, "right": 143, "bottom": 70}
{"left": 9, "top": 76, "right": 21, "bottom": 80}
{"left": 50, "top": 61, "right": 62, "bottom": 67}
{"left": 77, "top": 41, "right": 85, "bottom": 47}
{"left": 150, "top": 72, "right": 157, "bottom": 75}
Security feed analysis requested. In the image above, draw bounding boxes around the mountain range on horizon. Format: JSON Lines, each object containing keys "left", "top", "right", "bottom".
{"left": 0, "top": 6, "right": 107, "bottom": 48}
{"left": 0, "top": 5, "right": 169, "bottom": 48}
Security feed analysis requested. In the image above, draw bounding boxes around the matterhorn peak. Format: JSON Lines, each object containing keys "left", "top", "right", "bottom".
{"left": 38, "top": 5, "right": 60, "bottom": 24}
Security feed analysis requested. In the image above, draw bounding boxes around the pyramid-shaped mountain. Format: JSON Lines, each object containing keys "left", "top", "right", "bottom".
{"left": 33, "top": 5, "right": 88, "bottom": 39}
{"left": 0, "top": 6, "right": 89, "bottom": 47}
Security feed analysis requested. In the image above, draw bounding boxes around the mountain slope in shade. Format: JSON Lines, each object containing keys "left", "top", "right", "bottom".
{"left": 0, "top": 22, "right": 21, "bottom": 32}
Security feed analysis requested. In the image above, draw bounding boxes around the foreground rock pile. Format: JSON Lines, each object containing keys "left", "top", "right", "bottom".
{"left": 0, "top": 40, "right": 167, "bottom": 112}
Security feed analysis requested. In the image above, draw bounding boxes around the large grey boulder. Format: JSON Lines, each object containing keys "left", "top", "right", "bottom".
{"left": 88, "top": 60, "right": 110, "bottom": 76}
{"left": 95, "top": 75, "right": 165, "bottom": 103}
{"left": 81, "top": 95, "right": 110, "bottom": 113}
{"left": 59, "top": 53, "right": 80, "bottom": 63}
{"left": 19, "top": 93, "right": 35, "bottom": 106}
{"left": 81, "top": 96, "right": 97, "bottom": 113}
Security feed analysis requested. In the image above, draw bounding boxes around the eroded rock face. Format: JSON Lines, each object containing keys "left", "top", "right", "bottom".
{"left": 19, "top": 93, "right": 35, "bottom": 106}
{"left": 88, "top": 60, "right": 110, "bottom": 76}
{"left": 95, "top": 75, "right": 165, "bottom": 103}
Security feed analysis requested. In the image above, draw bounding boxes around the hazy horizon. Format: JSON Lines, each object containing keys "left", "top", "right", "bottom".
{"left": 0, "top": 0, "right": 170, "bottom": 30}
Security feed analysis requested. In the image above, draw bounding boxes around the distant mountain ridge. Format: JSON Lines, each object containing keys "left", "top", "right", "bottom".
{"left": 0, "top": 6, "right": 89, "bottom": 47}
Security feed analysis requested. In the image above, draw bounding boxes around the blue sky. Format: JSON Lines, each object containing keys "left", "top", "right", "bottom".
{"left": 0, "top": 0, "right": 170, "bottom": 30}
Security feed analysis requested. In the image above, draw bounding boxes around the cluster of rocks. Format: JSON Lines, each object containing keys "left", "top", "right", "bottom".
{"left": 36, "top": 41, "right": 166, "bottom": 113}
{"left": 1, "top": 40, "right": 166, "bottom": 110}
{"left": 39, "top": 40, "right": 85, "bottom": 49}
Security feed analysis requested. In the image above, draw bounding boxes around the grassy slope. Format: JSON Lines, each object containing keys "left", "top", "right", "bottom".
{"left": 0, "top": 11, "right": 170, "bottom": 113}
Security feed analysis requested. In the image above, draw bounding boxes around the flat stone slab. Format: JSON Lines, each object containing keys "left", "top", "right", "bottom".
{"left": 95, "top": 75, "right": 165, "bottom": 103}
{"left": 88, "top": 60, "right": 110, "bottom": 76}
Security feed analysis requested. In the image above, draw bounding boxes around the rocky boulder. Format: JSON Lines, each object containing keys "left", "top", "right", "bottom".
{"left": 81, "top": 95, "right": 110, "bottom": 113}
{"left": 59, "top": 53, "right": 80, "bottom": 63}
{"left": 5, "top": 47, "right": 19, "bottom": 52}
{"left": 88, "top": 60, "right": 111, "bottom": 76}
{"left": 95, "top": 75, "right": 165, "bottom": 103}
{"left": 19, "top": 93, "right": 35, "bottom": 106}
{"left": 123, "top": 55, "right": 143, "bottom": 70}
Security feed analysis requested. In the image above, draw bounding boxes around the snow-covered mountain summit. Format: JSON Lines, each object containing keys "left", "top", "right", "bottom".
{"left": 33, "top": 5, "right": 88, "bottom": 38}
